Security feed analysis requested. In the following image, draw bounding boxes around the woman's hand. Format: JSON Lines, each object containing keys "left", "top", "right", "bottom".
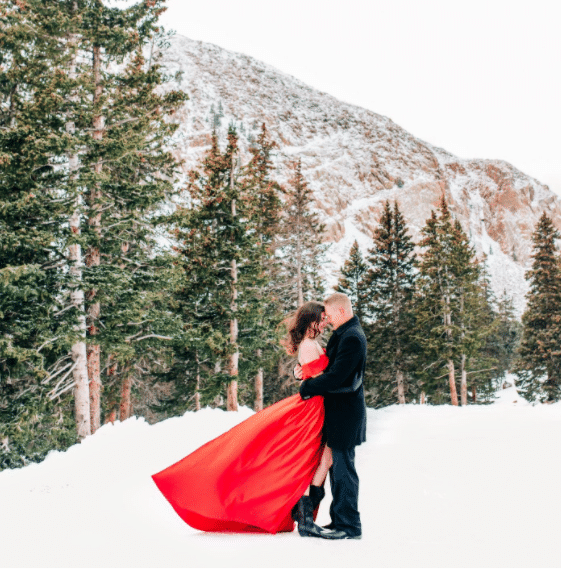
{"left": 294, "top": 364, "right": 303, "bottom": 380}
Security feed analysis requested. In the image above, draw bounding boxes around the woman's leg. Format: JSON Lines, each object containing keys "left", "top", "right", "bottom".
{"left": 303, "top": 446, "right": 332, "bottom": 495}
{"left": 312, "top": 445, "right": 333, "bottom": 487}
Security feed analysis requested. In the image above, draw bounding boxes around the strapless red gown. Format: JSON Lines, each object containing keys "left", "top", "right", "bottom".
{"left": 152, "top": 352, "right": 328, "bottom": 534}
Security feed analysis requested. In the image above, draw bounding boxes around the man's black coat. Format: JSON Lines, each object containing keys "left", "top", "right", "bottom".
{"left": 299, "top": 315, "right": 367, "bottom": 450}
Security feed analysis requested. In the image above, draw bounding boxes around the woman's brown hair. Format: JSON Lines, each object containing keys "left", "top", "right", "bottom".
{"left": 280, "top": 301, "right": 325, "bottom": 356}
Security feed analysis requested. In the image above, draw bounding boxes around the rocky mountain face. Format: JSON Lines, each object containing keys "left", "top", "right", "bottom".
{"left": 157, "top": 34, "right": 561, "bottom": 315}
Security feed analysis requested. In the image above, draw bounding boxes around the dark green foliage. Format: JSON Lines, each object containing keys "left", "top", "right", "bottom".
{"left": 160, "top": 128, "right": 266, "bottom": 410}
{"left": 492, "top": 290, "right": 522, "bottom": 380}
{"left": 514, "top": 213, "right": 561, "bottom": 403}
{"left": 361, "top": 201, "right": 418, "bottom": 407}
{"left": 0, "top": 0, "right": 187, "bottom": 466}
{"left": 334, "top": 240, "right": 368, "bottom": 322}
{"left": 237, "top": 124, "right": 286, "bottom": 404}
{"left": 414, "top": 202, "right": 458, "bottom": 403}
{"left": 458, "top": 257, "right": 500, "bottom": 403}
{"left": 0, "top": 0, "right": 84, "bottom": 465}
{"left": 414, "top": 198, "right": 497, "bottom": 404}
{"left": 0, "top": 390, "right": 78, "bottom": 470}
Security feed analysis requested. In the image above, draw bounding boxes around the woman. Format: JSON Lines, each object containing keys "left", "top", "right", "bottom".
{"left": 152, "top": 301, "right": 332, "bottom": 535}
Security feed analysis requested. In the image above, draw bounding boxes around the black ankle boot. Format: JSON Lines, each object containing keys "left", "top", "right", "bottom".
{"left": 309, "top": 485, "right": 325, "bottom": 511}
{"left": 295, "top": 495, "right": 326, "bottom": 538}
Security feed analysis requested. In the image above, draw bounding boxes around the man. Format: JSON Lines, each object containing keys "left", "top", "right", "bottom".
{"left": 296, "top": 292, "right": 367, "bottom": 540}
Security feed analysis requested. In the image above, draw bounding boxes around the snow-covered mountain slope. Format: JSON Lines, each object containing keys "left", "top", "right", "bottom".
{"left": 1, "top": 385, "right": 560, "bottom": 567}
{"left": 158, "top": 34, "right": 561, "bottom": 315}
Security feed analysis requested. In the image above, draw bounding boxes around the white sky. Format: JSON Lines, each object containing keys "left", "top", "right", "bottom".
{"left": 142, "top": 0, "right": 560, "bottom": 195}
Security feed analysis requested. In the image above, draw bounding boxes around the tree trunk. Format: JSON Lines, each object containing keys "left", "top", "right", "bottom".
{"left": 448, "top": 359, "right": 459, "bottom": 406}
{"left": 105, "top": 408, "right": 117, "bottom": 424}
{"left": 227, "top": 378, "right": 238, "bottom": 412}
{"left": 87, "top": 343, "right": 101, "bottom": 430}
{"left": 195, "top": 376, "right": 201, "bottom": 411}
{"left": 86, "top": 42, "right": 104, "bottom": 433}
{"left": 395, "top": 338, "right": 405, "bottom": 404}
{"left": 103, "top": 358, "right": 118, "bottom": 424}
{"left": 296, "top": 233, "right": 304, "bottom": 307}
{"left": 460, "top": 353, "right": 468, "bottom": 406}
{"left": 396, "top": 368, "right": 406, "bottom": 404}
{"left": 255, "top": 349, "right": 264, "bottom": 412}
{"left": 227, "top": 162, "right": 239, "bottom": 412}
{"left": 420, "top": 391, "right": 426, "bottom": 405}
{"left": 444, "top": 292, "right": 458, "bottom": 406}
{"left": 67, "top": 16, "right": 90, "bottom": 440}
{"left": 119, "top": 375, "right": 133, "bottom": 421}
{"left": 194, "top": 354, "right": 201, "bottom": 411}
{"left": 472, "top": 385, "right": 477, "bottom": 403}
{"left": 459, "top": 292, "right": 467, "bottom": 407}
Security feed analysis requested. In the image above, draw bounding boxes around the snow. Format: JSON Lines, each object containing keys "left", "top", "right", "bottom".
{"left": 1, "top": 377, "right": 560, "bottom": 567}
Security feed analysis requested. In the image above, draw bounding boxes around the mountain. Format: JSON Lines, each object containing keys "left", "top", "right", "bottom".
{"left": 157, "top": 34, "right": 561, "bottom": 315}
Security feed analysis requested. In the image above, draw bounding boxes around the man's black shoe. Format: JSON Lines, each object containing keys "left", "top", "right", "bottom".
{"left": 322, "top": 521, "right": 336, "bottom": 530}
{"left": 319, "top": 529, "right": 362, "bottom": 540}
{"left": 299, "top": 522, "right": 331, "bottom": 538}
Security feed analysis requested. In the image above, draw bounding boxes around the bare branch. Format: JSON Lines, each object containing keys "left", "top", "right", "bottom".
{"left": 48, "top": 379, "right": 76, "bottom": 401}
{"left": 128, "top": 334, "right": 173, "bottom": 342}
{"left": 41, "top": 361, "right": 73, "bottom": 385}
{"left": 47, "top": 362, "right": 77, "bottom": 397}
{"left": 37, "top": 336, "right": 61, "bottom": 353}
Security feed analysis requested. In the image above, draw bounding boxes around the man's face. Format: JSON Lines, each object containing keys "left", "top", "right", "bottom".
{"left": 323, "top": 304, "right": 340, "bottom": 329}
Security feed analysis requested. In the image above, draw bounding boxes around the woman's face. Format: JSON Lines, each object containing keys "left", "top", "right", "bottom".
{"left": 318, "top": 311, "right": 329, "bottom": 333}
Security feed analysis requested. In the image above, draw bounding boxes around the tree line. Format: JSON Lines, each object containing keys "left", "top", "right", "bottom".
{"left": 335, "top": 198, "right": 522, "bottom": 408}
{"left": 0, "top": 0, "right": 558, "bottom": 471}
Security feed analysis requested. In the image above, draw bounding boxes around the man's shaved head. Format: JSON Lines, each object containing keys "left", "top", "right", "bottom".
{"left": 323, "top": 293, "right": 353, "bottom": 329}
{"left": 324, "top": 292, "right": 353, "bottom": 313}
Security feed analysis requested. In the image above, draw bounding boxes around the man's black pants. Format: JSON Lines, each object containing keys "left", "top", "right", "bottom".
{"left": 328, "top": 446, "right": 361, "bottom": 536}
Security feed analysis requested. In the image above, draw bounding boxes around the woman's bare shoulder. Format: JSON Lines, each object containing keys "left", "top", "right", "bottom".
{"left": 298, "top": 339, "right": 324, "bottom": 365}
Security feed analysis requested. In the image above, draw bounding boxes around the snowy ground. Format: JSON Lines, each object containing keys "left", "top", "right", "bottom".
{"left": 1, "top": 380, "right": 560, "bottom": 568}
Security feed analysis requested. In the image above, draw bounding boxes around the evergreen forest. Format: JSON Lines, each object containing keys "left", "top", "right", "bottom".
{"left": 0, "top": 0, "right": 557, "bottom": 471}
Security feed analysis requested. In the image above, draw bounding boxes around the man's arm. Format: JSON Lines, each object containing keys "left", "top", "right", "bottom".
{"left": 299, "top": 335, "right": 362, "bottom": 399}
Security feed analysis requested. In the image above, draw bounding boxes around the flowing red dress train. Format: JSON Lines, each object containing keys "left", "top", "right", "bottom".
{"left": 152, "top": 352, "right": 329, "bottom": 534}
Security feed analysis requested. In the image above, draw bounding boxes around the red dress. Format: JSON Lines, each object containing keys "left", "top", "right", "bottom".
{"left": 152, "top": 352, "right": 329, "bottom": 534}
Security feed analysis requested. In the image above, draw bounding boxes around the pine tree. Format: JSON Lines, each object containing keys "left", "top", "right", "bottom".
{"left": 335, "top": 240, "right": 368, "bottom": 322}
{"left": 449, "top": 220, "right": 497, "bottom": 405}
{"left": 0, "top": 0, "right": 89, "bottom": 459}
{"left": 166, "top": 128, "right": 263, "bottom": 412}
{"left": 77, "top": 2, "right": 186, "bottom": 431}
{"left": 276, "top": 159, "right": 326, "bottom": 309}
{"left": 0, "top": 0, "right": 187, "bottom": 461}
{"left": 415, "top": 198, "right": 462, "bottom": 404}
{"left": 238, "top": 124, "right": 283, "bottom": 411}
{"left": 514, "top": 213, "right": 561, "bottom": 403}
{"left": 493, "top": 290, "right": 522, "bottom": 381}
{"left": 361, "top": 201, "right": 418, "bottom": 406}
{"left": 415, "top": 198, "right": 497, "bottom": 405}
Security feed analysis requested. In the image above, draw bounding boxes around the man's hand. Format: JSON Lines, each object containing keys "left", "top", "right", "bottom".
{"left": 294, "top": 364, "right": 303, "bottom": 380}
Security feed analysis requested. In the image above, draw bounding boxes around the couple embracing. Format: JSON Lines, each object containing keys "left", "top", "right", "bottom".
{"left": 152, "top": 292, "right": 367, "bottom": 540}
